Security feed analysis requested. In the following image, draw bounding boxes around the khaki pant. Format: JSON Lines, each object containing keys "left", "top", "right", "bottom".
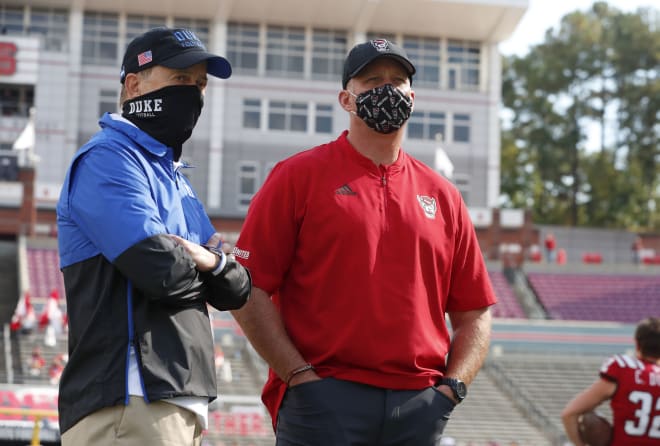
{"left": 62, "top": 396, "right": 202, "bottom": 446}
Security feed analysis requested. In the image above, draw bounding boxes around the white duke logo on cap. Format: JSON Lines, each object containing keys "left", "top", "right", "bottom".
{"left": 173, "top": 29, "right": 204, "bottom": 49}
{"left": 371, "top": 39, "right": 390, "bottom": 52}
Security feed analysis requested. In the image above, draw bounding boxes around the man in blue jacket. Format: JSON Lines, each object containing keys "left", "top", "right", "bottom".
{"left": 56, "top": 27, "right": 251, "bottom": 446}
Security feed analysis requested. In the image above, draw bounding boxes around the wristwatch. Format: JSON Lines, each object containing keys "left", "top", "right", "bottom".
{"left": 203, "top": 244, "right": 227, "bottom": 276}
{"left": 439, "top": 377, "right": 467, "bottom": 403}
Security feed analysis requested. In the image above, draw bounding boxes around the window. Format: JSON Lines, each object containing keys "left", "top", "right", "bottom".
{"left": 290, "top": 103, "right": 307, "bottom": 132}
{"left": 315, "top": 104, "right": 333, "bottom": 134}
{"left": 447, "top": 39, "right": 480, "bottom": 91}
{"left": 266, "top": 25, "right": 304, "bottom": 78}
{"left": 0, "top": 86, "right": 20, "bottom": 116}
{"left": 0, "top": 5, "right": 25, "bottom": 36}
{"left": 172, "top": 18, "right": 210, "bottom": 45}
{"left": 0, "top": 85, "right": 33, "bottom": 117}
{"left": 98, "top": 89, "right": 118, "bottom": 116}
{"left": 227, "top": 22, "right": 260, "bottom": 75}
{"left": 403, "top": 36, "right": 440, "bottom": 88}
{"left": 0, "top": 6, "right": 69, "bottom": 52}
{"left": 242, "top": 98, "right": 261, "bottom": 129}
{"left": 268, "top": 101, "right": 307, "bottom": 132}
{"left": 82, "top": 12, "right": 119, "bottom": 66}
{"left": 453, "top": 113, "right": 471, "bottom": 143}
{"left": 311, "top": 29, "right": 347, "bottom": 81}
{"left": 243, "top": 100, "right": 330, "bottom": 134}
{"left": 29, "top": 8, "right": 69, "bottom": 52}
{"left": 125, "top": 15, "right": 167, "bottom": 44}
{"left": 408, "top": 111, "right": 445, "bottom": 141}
{"left": 237, "top": 162, "right": 259, "bottom": 208}
{"left": 268, "top": 101, "right": 286, "bottom": 131}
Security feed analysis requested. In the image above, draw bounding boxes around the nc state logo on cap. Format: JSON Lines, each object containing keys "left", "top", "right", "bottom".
{"left": 371, "top": 39, "right": 390, "bottom": 52}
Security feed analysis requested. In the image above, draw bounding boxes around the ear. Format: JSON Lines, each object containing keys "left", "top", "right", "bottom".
{"left": 409, "top": 89, "right": 415, "bottom": 112}
{"left": 338, "top": 89, "right": 353, "bottom": 113}
{"left": 123, "top": 73, "right": 141, "bottom": 100}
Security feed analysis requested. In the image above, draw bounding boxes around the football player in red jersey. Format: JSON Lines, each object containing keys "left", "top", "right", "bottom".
{"left": 561, "top": 317, "right": 660, "bottom": 446}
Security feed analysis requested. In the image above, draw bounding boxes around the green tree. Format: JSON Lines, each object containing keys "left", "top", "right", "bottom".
{"left": 501, "top": 2, "right": 659, "bottom": 230}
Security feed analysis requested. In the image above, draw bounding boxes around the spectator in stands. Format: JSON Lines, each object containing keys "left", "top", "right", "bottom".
{"left": 28, "top": 346, "right": 46, "bottom": 377}
{"left": 544, "top": 232, "right": 556, "bottom": 263}
{"left": 231, "top": 39, "right": 496, "bottom": 445}
{"left": 48, "top": 353, "right": 66, "bottom": 386}
{"left": 39, "top": 288, "right": 64, "bottom": 347}
{"left": 10, "top": 290, "right": 36, "bottom": 333}
{"left": 561, "top": 317, "right": 660, "bottom": 445}
{"left": 56, "top": 27, "right": 251, "bottom": 446}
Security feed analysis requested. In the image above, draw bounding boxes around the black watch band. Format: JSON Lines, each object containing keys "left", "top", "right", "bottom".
{"left": 439, "top": 377, "right": 467, "bottom": 403}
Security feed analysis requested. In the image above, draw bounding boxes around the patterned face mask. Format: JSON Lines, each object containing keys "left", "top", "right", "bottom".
{"left": 349, "top": 84, "right": 413, "bottom": 134}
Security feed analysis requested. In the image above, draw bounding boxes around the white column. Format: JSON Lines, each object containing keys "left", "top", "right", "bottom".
{"left": 207, "top": 20, "right": 228, "bottom": 209}
{"left": 66, "top": 6, "right": 83, "bottom": 161}
{"left": 486, "top": 43, "right": 501, "bottom": 208}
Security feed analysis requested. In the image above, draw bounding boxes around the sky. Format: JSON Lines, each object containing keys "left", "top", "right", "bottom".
{"left": 499, "top": 0, "right": 657, "bottom": 56}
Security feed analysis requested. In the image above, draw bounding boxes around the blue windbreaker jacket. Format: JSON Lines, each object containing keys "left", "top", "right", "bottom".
{"left": 56, "top": 113, "right": 239, "bottom": 433}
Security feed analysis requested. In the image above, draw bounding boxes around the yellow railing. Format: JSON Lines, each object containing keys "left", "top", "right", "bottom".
{"left": 0, "top": 407, "right": 59, "bottom": 446}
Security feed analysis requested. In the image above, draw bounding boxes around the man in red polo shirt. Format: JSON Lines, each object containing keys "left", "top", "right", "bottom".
{"left": 232, "top": 39, "right": 497, "bottom": 446}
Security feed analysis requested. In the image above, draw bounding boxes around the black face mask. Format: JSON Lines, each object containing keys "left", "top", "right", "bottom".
{"left": 122, "top": 84, "right": 203, "bottom": 160}
{"left": 350, "top": 84, "right": 413, "bottom": 134}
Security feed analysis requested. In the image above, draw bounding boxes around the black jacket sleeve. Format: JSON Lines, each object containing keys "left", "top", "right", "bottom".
{"left": 113, "top": 234, "right": 205, "bottom": 306}
{"left": 201, "top": 256, "right": 251, "bottom": 311}
{"left": 113, "top": 234, "right": 251, "bottom": 310}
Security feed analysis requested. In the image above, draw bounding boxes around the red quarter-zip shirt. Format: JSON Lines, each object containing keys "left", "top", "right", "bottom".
{"left": 234, "top": 130, "right": 497, "bottom": 427}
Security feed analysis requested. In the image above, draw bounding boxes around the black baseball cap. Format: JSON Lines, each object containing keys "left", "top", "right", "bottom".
{"left": 342, "top": 39, "right": 416, "bottom": 89}
{"left": 120, "top": 27, "right": 231, "bottom": 83}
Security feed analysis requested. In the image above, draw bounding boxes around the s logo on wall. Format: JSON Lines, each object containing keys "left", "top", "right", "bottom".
{"left": 0, "top": 42, "right": 18, "bottom": 75}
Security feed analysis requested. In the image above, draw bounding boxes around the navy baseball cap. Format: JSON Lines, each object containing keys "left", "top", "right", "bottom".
{"left": 342, "top": 39, "right": 416, "bottom": 89}
{"left": 120, "top": 27, "right": 232, "bottom": 83}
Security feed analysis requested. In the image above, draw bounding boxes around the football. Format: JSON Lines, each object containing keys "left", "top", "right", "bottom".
{"left": 578, "top": 411, "right": 612, "bottom": 446}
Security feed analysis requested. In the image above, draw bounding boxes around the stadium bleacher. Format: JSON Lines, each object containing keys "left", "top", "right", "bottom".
{"left": 443, "top": 369, "right": 553, "bottom": 445}
{"left": 489, "top": 353, "right": 613, "bottom": 436}
{"left": 488, "top": 270, "right": 526, "bottom": 318}
{"left": 26, "top": 247, "right": 65, "bottom": 301}
{"left": 3, "top": 236, "right": 657, "bottom": 445}
{"left": 527, "top": 272, "right": 660, "bottom": 323}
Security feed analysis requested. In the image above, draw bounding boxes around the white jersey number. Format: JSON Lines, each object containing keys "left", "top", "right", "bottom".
{"left": 625, "top": 391, "right": 660, "bottom": 438}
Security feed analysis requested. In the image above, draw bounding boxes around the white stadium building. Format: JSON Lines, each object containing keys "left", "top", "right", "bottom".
{"left": 0, "top": 0, "right": 527, "bottom": 222}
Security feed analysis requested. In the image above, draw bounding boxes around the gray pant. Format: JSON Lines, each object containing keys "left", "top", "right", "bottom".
{"left": 276, "top": 377, "right": 455, "bottom": 446}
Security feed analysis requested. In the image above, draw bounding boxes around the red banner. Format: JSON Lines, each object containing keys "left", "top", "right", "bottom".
{"left": 0, "top": 42, "right": 17, "bottom": 75}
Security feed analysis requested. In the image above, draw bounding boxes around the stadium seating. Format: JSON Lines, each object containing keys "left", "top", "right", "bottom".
{"left": 443, "top": 367, "right": 553, "bottom": 445}
{"left": 26, "top": 248, "right": 65, "bottom": 300}
{"left": 490, "top": 353, "right": 613, "bottom": 435}
{"left": 488, "top": 270, "right": 526, "bottom": 318}
{"left": 8, "top": 238, "right": 652, "bottom": 446}
{"left": 527, "top": 272, "right": 660, "bottom": 323}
